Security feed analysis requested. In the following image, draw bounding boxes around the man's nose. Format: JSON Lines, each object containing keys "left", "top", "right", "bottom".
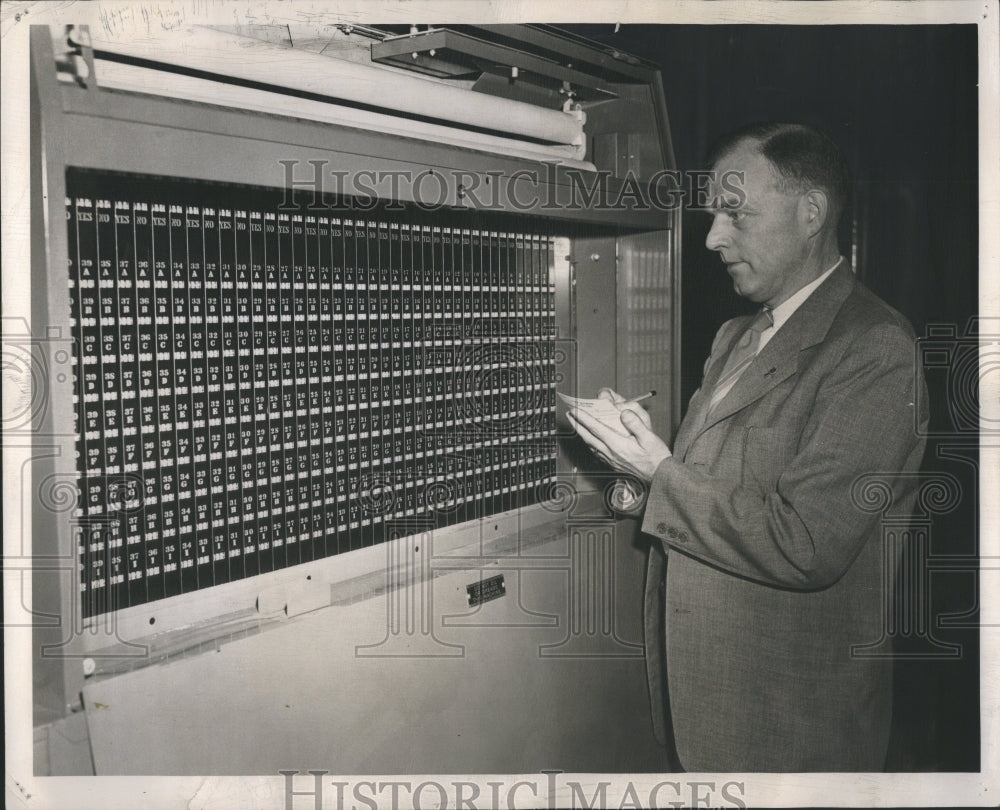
{"left": 705, "top": 216, "right": 729, "bottom": 252}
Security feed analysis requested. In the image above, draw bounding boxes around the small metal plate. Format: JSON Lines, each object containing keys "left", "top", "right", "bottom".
{"left": 467, "top": 574, "right": 506, "bottom": 607}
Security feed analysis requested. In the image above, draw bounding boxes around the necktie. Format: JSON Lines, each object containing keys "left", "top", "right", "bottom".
{"left": 707, "top": 306, "right": 774, "bottom": 415}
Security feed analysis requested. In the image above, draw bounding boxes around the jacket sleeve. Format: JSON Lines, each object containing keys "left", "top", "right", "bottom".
{"left": 641, "top": 322, "right": 928, "bottom": 590}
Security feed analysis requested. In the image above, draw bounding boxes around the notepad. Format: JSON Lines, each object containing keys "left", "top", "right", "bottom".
{"left": 558, "top": 392, "right": 633, "bottom": 437}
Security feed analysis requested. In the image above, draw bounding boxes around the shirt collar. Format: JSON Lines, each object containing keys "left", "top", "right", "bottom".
{"left": 768, "top": 257, "right": 844, "bottom": 334}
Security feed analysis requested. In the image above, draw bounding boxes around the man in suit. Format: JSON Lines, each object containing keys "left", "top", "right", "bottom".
{"left": 567, "top": 122, "right": 928, "bottom": 772}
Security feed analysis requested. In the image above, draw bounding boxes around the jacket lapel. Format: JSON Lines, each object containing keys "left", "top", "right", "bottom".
{"left": 673, "top": 319, "right": 745, "bottom": 457}
{"left": 690, "top": 263, "right": 857, "bottom": 439}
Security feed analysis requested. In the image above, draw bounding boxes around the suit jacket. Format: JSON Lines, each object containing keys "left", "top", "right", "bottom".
{"left": 641, "top": 263, "right": 928, "bottom": 771}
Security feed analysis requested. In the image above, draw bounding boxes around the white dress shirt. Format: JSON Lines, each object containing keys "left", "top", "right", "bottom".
{"left": 758, "top": 256, "right": 844, "bottom": 352}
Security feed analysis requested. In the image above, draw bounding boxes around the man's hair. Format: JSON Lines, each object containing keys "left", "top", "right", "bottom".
{"left": 706, "top": 122, "right": 852, "bottom": 224}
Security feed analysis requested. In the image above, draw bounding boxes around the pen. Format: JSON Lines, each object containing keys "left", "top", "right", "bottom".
{"left": 626, "top": 390, "right": 656, "bottom": 404}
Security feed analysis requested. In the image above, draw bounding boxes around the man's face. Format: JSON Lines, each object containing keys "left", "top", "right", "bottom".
{"left": 704, "top": 143, "right": 812, "bottom": 308}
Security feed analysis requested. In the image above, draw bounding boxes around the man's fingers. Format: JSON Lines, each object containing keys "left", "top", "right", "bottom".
{"left": 570, "top": 408, "right": 668, "bottom": 480}
{"left": 619, "top": 411, "right": 673, "bottom": 470}
{"left": 620, "top": 409, "right": 655, "bottom": 444}
{"left": 597, "top": 387, "right": 625, "bottom": 404}
{"left": 570, "top": 409, "right": 641, "bottom": 474}
{"left": 619, "top": 403, "right": 652, "bottom": 430}
{"left": 566, "top": 410, "right": 613, "bottom": 458}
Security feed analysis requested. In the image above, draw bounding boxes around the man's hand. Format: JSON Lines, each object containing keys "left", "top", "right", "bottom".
{"left": 566, "top": 388, "right": 672, "bottom": 483}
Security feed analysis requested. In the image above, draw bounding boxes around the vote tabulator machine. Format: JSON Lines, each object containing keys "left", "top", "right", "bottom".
{"left": 28, "top": 20, "right": 679, "bottom": 774}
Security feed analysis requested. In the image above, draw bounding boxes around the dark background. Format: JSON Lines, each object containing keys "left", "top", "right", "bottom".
{"left": 568, "top": 24, "right": 981, "bottom": 772}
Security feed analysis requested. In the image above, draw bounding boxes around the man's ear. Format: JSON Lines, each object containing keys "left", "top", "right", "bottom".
{"left": 799, "top": 188, "right": 829, "bottom": 237}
